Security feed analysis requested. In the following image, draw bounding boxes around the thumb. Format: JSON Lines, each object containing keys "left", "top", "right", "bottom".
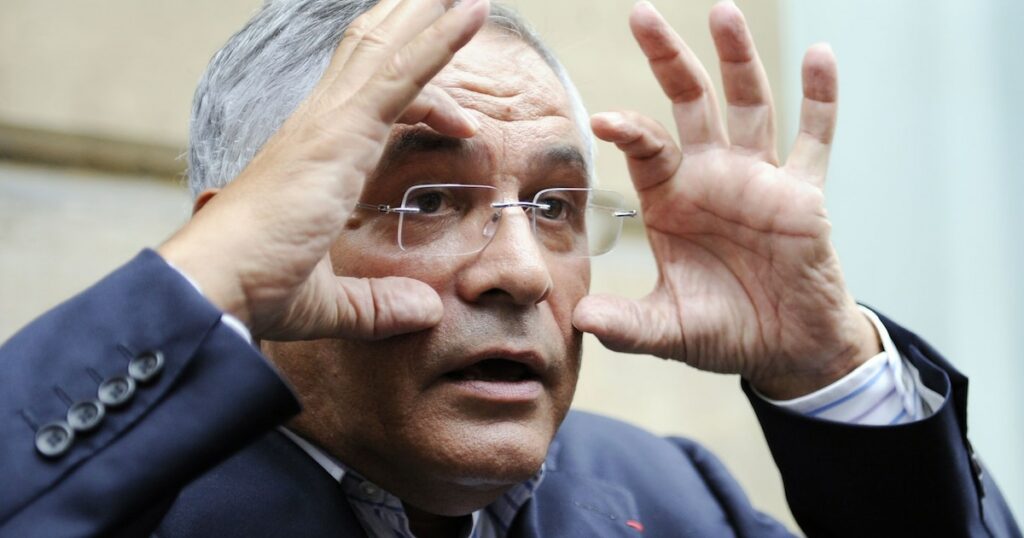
{"left": 334, "top": 276, "right": 443, "bottom": 340}
{"left": 572, "top": 292, "right": 683, "bottom": 359}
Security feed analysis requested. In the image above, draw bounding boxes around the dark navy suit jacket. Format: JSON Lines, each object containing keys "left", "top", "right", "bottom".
{"left": 0, "top": 251, "right": 1020, "bottom": 537}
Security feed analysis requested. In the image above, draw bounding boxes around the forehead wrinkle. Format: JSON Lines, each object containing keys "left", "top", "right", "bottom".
{"left": 436, "top": 32, "right": 570, "bottom": 125}
{"left": 441, "top": 77, "right": 571, "bottom": 126}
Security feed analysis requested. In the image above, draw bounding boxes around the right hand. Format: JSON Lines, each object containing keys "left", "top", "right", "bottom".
{"left": 158, "top": 0, "right": 490, "bottom": 341}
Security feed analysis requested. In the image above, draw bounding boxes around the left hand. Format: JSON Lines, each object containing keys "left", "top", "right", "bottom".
{"left": 572, "top": 1, "right": 880, "bottom": 399}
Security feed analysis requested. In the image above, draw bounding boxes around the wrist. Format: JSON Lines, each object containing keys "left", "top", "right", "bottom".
{"left": 753, "top": 305, "right": 882, "bottom": 400}
{"left": 157, "top": 234, "right": 252, "bottom": 328}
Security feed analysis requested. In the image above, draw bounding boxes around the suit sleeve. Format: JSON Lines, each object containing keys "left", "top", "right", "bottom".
{"left": 0, "top": 250, "right": 301, "bottom": 537}
{"left": 745, "top": 311, "right": 1021, "bottom": 537}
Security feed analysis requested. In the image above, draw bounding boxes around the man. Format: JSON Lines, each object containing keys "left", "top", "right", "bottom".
{"left": 0, "top": 0, "right": 1019, "bottom": 536}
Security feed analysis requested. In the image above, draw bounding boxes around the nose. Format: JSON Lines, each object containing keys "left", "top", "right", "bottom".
{"left": 455, "top": 207, "right": 552, "bottom": 306}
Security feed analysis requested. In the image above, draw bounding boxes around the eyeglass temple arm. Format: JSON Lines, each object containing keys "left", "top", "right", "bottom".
{"left": 354, "top": 202, "right": 421, "bottom": 214}
{"left": 584, "top": 203, "right": 638, "bottom": 219}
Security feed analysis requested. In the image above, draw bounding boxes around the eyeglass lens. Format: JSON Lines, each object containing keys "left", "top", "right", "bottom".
{"left": 395, "top": 184, "right": 630, "bottom": 257}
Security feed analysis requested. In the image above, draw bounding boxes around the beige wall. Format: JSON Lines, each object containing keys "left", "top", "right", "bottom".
{"left": 0, "top": 0, "right": 259, "bottom": 146}
{"left": 1, "top": 0, "right": 797, "bottom": 531}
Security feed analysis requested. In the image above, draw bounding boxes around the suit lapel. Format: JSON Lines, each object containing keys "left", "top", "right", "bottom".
{"left": 509, "top": 470, "right": 642, "bottom": 538}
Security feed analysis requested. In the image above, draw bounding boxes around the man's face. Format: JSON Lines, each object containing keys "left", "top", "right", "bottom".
{"left": 264, "top": 28, "right": 591, "bottom": 514}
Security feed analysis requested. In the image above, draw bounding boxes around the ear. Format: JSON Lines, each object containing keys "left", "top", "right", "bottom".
{"left": 192, "top": 188, "right": 221, "bottom": 216}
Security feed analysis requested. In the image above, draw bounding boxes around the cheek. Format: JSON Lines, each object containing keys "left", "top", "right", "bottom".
{"left": 543, "top": 255, "right": 589, "bottom": 389}
{"left": 331, "top": 232, "right": 459, "bottom": 290}
{"left": 333, "top": 232, "right": 592, "bottom": 326}
{"left": 547, "top": 255, "right": 590, "bottom": 327}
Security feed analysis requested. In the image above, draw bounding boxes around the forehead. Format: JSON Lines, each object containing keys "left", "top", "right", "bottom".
{"left": 376, "top": 27, "right": 586, "bottom": 182}
{"left": 435, "top": 27, "right": 573, "bottom": 125}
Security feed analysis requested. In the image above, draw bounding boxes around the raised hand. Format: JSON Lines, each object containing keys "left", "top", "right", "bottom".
{"left": 158, "top": 0, "right": 490, "bottom": 341}
{"left": 573, "top": 1, "right": 880, "bottom": 399}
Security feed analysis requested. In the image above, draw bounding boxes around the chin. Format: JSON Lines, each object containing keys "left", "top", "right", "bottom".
{"left": 453, "top": 424, "right": 551, "bottom": 485}
{"left": 387, "top": 417, "right": 557, "bottom": 516}
{"left": 434, "top": 416, "right": 553, "bottom": 480}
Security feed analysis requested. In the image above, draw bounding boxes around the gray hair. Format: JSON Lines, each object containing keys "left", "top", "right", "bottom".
{"left": 187, "top": 0, "right": 594, "bottom": 198}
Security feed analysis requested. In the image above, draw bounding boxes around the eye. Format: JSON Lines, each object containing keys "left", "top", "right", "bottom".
{"left": 537, "top": 197, "right": 569, "bottom": 221}
{"left": 408, "top": 191, "right": 446, "bottom": 214}
{"left": 536, "top": 190, "right": 585, "bottom": 222}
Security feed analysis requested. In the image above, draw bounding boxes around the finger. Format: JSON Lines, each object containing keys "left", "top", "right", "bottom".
{"left": 709, "top": 1, "right": 777, "bottom": 159}
{"left": 325, "top": 0, "right": 461, "bottom": 107}
{"left": 335, "top": 275, "right": 444, "bottom": 339}
{"left": 300, "top": 0, "right": 404, "bottom": 111}
{"left": 573, "top": 293, "right": 683, "bottom": 359}
{"left": 785, "top": 43, "right": 838, "bottom": 184}
{"left": 630, "top": 1, "right": 727, "bottom": 149}
{"left": 591, "top": 111, "right": 682, "bottom": 192}
{"left": 325, "top": 0, "right": 401, "bottom": 77}
{"left": 351, "top": 0, "right": 490, "bottom": 130}
{"left": 398, "top": 84, "right": 480, "bottom": 138}
{"left": 330, "top": 0, "right": 405, "bottom": 76}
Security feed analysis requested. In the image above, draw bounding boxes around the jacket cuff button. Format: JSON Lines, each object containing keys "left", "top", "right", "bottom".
{"left": 67, "top": 400, "right": 106, "bottom": 433}
{"left": 98, "top": 376, "right": 136, "bottom": 407}
{"left": 129, "top": 350, "right": 164, "bottom": 384}
{"left": 35, "top": 421, "right": 74, "bottom": 458}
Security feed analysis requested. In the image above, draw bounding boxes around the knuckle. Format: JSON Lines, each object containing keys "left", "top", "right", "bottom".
{"left": 383, "top": 49, "right": 423, "bottom": 87}
{"left": 359, "top": 26, "right": 392, "bottom": 51}
{"left": 342, "top": 14, "right": 373, "bottom": 42}
{"left": 666, "top": 84, "right": 705, "bottom": 104}
{"left": 380, "top": 56, "right": 405, "bottom": 84}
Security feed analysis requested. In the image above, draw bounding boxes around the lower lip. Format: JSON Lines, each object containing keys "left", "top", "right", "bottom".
{"left": 443, "top": 378, "right": 544, "bottom": 403}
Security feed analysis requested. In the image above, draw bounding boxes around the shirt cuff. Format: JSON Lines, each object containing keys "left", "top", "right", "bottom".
{"left": 759, "top": 306, "right": 944, "bottom": 425}
{"left": 164, "top": 260, "right": 254, "bottom": 345}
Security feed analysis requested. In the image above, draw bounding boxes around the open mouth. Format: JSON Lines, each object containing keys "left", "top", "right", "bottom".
{"left": 444, "top": 358, "right": 540, "bottom": 383}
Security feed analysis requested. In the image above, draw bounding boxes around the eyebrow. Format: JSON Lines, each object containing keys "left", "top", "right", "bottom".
{"left": 383, "top": 129, "right": 468, "bottom": 163}
{"left": 538, "top": 144, "right": 588, "bottom": 176}
{"left": 380, "top": 128, "right": 589, "bottom": 179}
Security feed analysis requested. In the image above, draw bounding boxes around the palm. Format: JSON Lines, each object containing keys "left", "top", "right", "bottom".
{"left": 640, "top": 150, "right": 845, "bottom": 378}
{"left": 575, "top": 2, "right": 873, "bottom": 394}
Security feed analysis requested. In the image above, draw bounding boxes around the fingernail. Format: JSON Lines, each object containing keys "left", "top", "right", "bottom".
{"left": 457, "top": 0, "right": 484, "bottom": 10}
